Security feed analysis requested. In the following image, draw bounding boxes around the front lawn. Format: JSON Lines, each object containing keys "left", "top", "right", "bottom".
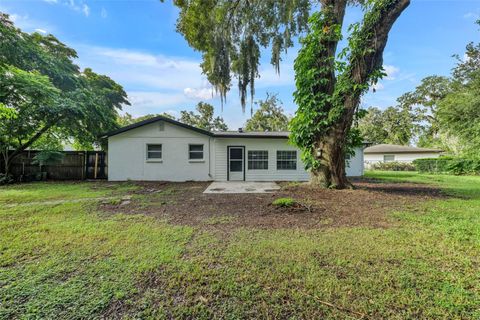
{"left": 1, "top": 173, "right": 479, "bottom": 319}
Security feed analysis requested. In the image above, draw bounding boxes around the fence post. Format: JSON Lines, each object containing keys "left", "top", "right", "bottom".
{"left": 94, "top": 153, "right": 98, "bottom": 179}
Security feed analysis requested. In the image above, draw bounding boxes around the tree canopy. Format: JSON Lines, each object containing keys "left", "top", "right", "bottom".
{"left": 245, "top": 93, "right": 289, "bottom": 132}
{"left": 117, "top": 112, "right": 175, "bottom": 127}
{"left": 358, "top": 106, "right": 416, "bottom": 145}
{"left": 436, "top": 33, "right": 480, "bottom": 156}
{"left": 173, "top": 0, "right": 410, "bottom": 188}
{"left": 174, "top": 0, "right": 310, "bottom": 110}
{"left": 396, "top": 75, "right": 451, "bottom": 148}
{"left": 116, "top": 103, "right": 227, "bottom": 132}
{"left": 179, "top": 102, "right": 228, "bottom": 131}
{"left": 0, "top": 13, "right": 129, "bottom": 174}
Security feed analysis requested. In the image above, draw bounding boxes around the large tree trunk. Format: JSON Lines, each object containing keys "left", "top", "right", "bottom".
{"left": 311, "top": 127, "right": 350, "bottom": 188}
{"left": 310, "top": 0, "right": 410, "bottom": 189}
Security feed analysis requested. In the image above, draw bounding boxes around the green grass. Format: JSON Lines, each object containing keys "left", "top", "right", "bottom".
{"left": 365, "top": 170, "right": 480, "bottom": 197}
{"left": 272, "top": 197, "right": 296, "bottom": 207}
{"left": 1, "top": 175, "right": 479, "bottom": 319}
{"left": 0, "top": 181, "right": 138, "bottom": 204}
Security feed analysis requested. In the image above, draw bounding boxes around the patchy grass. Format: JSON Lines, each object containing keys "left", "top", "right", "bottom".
{"left": 365, "top": 170, "right": 480, "bottom": 197}
{"left": 0, "top": 184, "right": 192, "bottom": 319}
{"left": 272, "top": 197, "right": 296, "bottom": 207}
{"left": 1, "top": 176, "right": 479, "bottom": 319}
{"left": 0, "top": 181, "right": 138, "bottom": 204}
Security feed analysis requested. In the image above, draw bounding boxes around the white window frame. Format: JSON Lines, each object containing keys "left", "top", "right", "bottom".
{"left": 277, "top": 150, "right": 297, "bottom": 170}
{"left": 248, "top": 150, "right": 268, "bottom": 170}
{"left": 188, "top": 144, "right": 204, "bottom": 162}
{"left": 384, "top": 154, "right": 395, "bottom": 162}
{"left": 146, "top": 144, "right": 163, "bottom": 162}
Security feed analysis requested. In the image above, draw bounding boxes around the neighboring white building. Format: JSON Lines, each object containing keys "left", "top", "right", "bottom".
{"left": 104, "top": 116, "right": 365, "bottom": 182}
{"left": 364, "top": 144, "right": 443, "bottom": 168}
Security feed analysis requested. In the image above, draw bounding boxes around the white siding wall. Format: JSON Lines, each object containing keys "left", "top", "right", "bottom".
{"left": 213, "top": 138, "right": 364, "bottom": 181}
{"left": 108, "top": 121, "right": 212, "bottom": 181}
{"left": 108, "top": 121, "right": 364, "bottom": 181}
{"left": 346, "top": 147, "right": 364, "bottom": 177}
{"left": 213, "top": 138, "right": 309, "bottom": 181}
{"left": 364, "top": 152, "right": 441, "bottom": 168}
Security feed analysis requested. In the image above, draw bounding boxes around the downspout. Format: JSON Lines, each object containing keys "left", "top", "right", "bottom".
{"left": 208, "top": 137, "right": 212, "bottom": 179}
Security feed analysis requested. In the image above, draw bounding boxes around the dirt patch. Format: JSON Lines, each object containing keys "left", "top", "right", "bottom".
{"left": 99, "top": 179, "right": 445, "bottom": 231}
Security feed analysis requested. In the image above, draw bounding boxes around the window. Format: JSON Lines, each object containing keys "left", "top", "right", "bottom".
{"left": 384, "top": 154, "right": 395, "bottom": 162}
{"left": 147, "top": 144, "right": 162, "bottom": 160}
{"left": 248, "top": 150, "right": 268, "bottom": 170}
{"left": 189, "top": 144, "right": 204, "bottom": 160}
{"left": 277, "top": 151, "right": 297, "bottom": 170}
{"left": 229, "top": 148, "right": 243, "bottom": 172}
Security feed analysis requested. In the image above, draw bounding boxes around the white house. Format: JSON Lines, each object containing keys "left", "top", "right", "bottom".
{"left": 364, "top": 144, "right": 443, "bottom": 168}
{"left": 104, "top": 116, "right": 364, "bottom": 182}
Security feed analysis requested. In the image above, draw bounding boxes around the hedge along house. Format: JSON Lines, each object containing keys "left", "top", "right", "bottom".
{"left": 103, "top": 116, "right": 365, "bottom": 182}
{"left": 364, "top": 144, "right": 443, "bottom": 169}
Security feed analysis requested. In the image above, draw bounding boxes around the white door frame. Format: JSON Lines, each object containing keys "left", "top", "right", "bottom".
{"left": 227, "top": 146, "right": 245, "bottom": 181}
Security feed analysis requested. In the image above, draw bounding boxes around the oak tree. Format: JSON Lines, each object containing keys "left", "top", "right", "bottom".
{"left": 172, "top": 0, "right": 409, "bottom": 188}
{"left": 0, "top": 13, "right": 129, "bottom": 175}
{"left": 245, "top": 93, "right": 289, "bottom": 132}
{"left": 179, "top": 102, "right": 228, "bottom": 131}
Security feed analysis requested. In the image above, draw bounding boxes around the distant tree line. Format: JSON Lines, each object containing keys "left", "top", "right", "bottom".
{"left": 119, "top": 93, "right": 291, "bottom": 133}
{"left": 358, "top": 23, "right": 480, "bottom": 157}
{"left": 117, "top": 102, "right": 228, "bottom": 132}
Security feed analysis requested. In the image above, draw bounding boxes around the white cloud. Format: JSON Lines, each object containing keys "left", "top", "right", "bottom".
{"left": 101, "top": 7, "right": 108, "bottom": 19}
{"left": 122, "top": 91, "right": 191, "bottom": 116}
{"left": 75, "top": 45, "right": 208, "bottom": 92}
{"left": 5, "top": 11, "right": 53, "bottom": 34}
{"left": 82, "top": 4, "right": 90, "bottom": 17}
{"left": 383, "top": 65, "right": 400, "bottom": 80}
{"left": 464, "top": 12, "right": 479, "bottom": 20}
{"left": 41, "top": 0, "right": 90, "bottom": 17}
{"left": 72, "top": 44, "right": 302, "bottom": 127}
{"left": 184, "top": 87, "right": 215, "bottom": 100}
{"left": 370, "top": 82, "right": 384, "bottom": 92}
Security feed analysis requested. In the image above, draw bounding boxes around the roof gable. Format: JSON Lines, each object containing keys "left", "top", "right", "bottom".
{"left": 102, "top": 115, "right": 214, "bottom": 138}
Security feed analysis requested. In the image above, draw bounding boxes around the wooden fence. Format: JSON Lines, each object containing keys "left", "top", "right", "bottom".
{"left": 1, "top": 150, "right": 107, "bottom": 180}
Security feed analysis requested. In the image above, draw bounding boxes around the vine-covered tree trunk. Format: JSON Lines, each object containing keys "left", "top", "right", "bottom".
{"left": 171, "top": 0, "right": 409, "bottom": 190}
{"left": 306, "top": 0, "right": 410, "bottom": 189}
{"left": 312, "top": 127, "right": 350, "bottom": 188}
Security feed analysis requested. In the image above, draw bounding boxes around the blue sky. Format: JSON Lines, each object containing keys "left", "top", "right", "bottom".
{"left": 1, "top": 0, "right": 479, "bottom": 129}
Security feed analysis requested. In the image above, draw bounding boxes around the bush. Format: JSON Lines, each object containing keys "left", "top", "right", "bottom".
{"left": 413, "top": 157, "right": 480, "bottom": 175}
{"left": 272, "top": 197, "right": 296, "bottom": 207}
{"left": 0, "top": 173, "right": 14, "bottom": 185}
{"left": 370, "top": 161, "right": 416, "bottom": 171}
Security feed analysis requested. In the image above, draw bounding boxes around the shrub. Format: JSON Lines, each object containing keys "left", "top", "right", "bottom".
{"left": 370, "top": 161, "right": 416, "bottom": 171}
{"left": 0, "top": 173, "right": 14, "bottom": 185}
{"left": 413, "top": 157, "right": 480, "bottom": 175}
{"left": 272, "top": 197, "right": 296, "bottom": 207}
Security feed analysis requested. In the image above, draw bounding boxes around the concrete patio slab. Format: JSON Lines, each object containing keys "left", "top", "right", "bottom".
{"left": 203, "top": 181, "right": 280, "bottom": 194}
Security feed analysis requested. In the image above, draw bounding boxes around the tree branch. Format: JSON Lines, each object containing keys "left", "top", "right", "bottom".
{"left": 7, "top": 117, "right": 61, "bottom": 166}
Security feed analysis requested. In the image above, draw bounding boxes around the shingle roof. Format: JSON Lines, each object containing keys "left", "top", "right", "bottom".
{"left": 364, "top": 144, "right": 443, "bottom": 154}
{"left": 213, "top": 131, "right": 289, "bottom": 139}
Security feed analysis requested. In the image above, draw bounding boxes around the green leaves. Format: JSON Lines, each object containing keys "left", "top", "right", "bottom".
{"left": 357, "top": 106, "right": 417, "bottom": 145}
{"left": 179, "top": 102, "right": 228, "bottom": 131}
{"left": 245, "top": 93, "right": 289, "bottom": 132}
{"left": 0, "top": 13, "right": 128, "bottom": 172}
{"left": 173, "top": 0, "right": 310, "bottom": 109}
